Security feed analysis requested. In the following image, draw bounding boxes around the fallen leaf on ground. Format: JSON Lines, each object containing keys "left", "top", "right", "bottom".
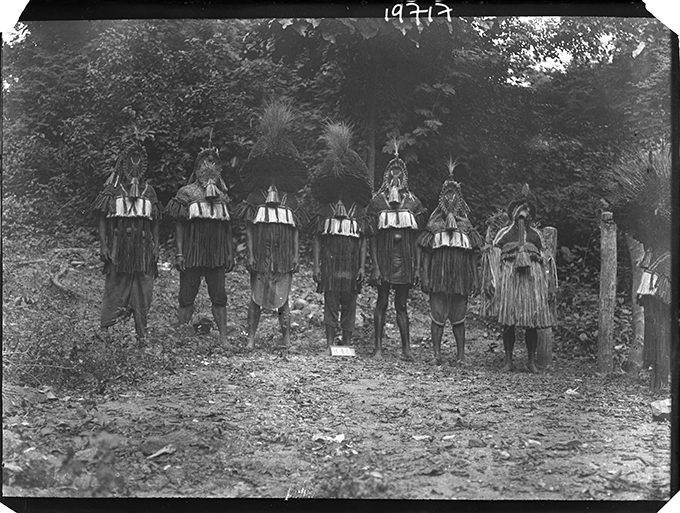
{"left": 146, "top": 444, "right": 177, "bottom": 460}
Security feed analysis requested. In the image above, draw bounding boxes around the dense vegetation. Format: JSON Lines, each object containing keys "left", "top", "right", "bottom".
{"left": 3, "top": 16, "right": 670, "bottom": 243}
{"left": 1, "top": 16, "right": 672, "bottom": 384}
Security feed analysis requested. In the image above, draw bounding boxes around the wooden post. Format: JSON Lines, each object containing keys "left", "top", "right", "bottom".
{"left": 537, "top": 227, "right": 557, "bottom": 369}
{"left": 624, "top": 233, "right": 645, "bottom": 378}
{"left": 598, "top": 211, "right": 617, "bottom": 373}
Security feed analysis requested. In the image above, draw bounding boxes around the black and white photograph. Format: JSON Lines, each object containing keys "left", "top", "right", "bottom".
{"left": 2, "top": 0, "right": 677, "bottom": 506}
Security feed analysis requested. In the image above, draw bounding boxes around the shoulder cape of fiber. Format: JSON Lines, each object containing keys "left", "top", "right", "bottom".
{"left": 92, "top": 183, "right": 162, "bottom": 220}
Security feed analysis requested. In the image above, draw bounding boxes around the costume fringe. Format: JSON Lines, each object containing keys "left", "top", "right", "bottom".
{"left": 183, "top": 219, "right": 231, "bottom": 268}
{"left": 165, "top": 197, "right": 188, "bottom": 219}
{"left": 417, "top": 230, "right": 435, "bottom": 251}
{"left": 480, "top": 246, "right": 502, "bottom": 317}
{"left": 496, "top": 260, "right": 552, "bottom": 328}
{"left": 320, "top": 235, "right": 362, "bottom": 293}
{"left": 109, "top": 217, "right": 156, "bottom": 274}
{"left": 293, "top": 205, "right": 309, "bottom": 228}
{"left": 93, "top": 189, "right": 113, "bottom": 214}
{"left": 427, "top": 247, "right": 478, "bottom": 295}
{"left": 640, "top": 297, "right": 671, "bottom": 375}
{"left": 233, "top": 200, "right": 254, "bottom": 221}
{"left": 251, "top": 222, "right": 297, "bottom": 273}
{"left": 375, "top": 228, "right": 418, "bottom": 284}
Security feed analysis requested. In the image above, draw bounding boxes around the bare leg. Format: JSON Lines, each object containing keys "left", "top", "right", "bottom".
{"left": 502, "top": 324, "right": 515, "bottom": 372}
{"left": 372, "top": 283, "right": 389, "bottom": 359}
{"left": 395, "top": 285, "right": 413, "bottom": 362}
{"left": 324, "top": 325, "right": 335, "bottom": 355}
{"left": 277, "top": 300, "right": 290, "bottom": 348}
{"left": 429, "top": 321, "right": 444, "bottom": 365}
{"left": 341, "top": 330, "right": 352, "bottom": 346}
{"left": 246, "top": 300, "right": 260, "bottom": 350}
{"left": 452, "top": 322, "right": 466, "bottom": 364}
{"left": 212, "top": 304, "right": 229, "bottom": 347}
{"left": 178, "top": 304, "right": 194, "bottom": 325}
{"left": 525, "top": 327, "right": 538, "bottom": 373}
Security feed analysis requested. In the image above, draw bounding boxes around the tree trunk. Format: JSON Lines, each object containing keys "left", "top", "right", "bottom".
{"left": 366, "top": 61, "right": 378, "bottom": 189}
{"left": 597, "top": 211, "right": 617, "bottom": 374}
{"left": 624, "top": 233, "right": 645, "bottom": 378}
{"left": 537, "top": 227, "right": 557, "bottom": 369}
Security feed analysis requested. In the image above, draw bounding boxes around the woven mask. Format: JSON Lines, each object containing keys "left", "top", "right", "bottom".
{"left": 116, "top": 143, "right": 148, "bottom": 198}
{"left": 438, "top": 158, "right": 469, "bottom": 229}
{"left": 506, "top": 183, "right": 536, "bottom": 222}
{"left": 380, "top": 136, "right": 409, "bottom": 208}
{"left": 194, "top": 148, "right": 223, "bottom": 199}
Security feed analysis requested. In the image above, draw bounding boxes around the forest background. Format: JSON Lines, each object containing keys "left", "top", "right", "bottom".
{"left": 2, "top": 14, "right": 672, "bottom": 377}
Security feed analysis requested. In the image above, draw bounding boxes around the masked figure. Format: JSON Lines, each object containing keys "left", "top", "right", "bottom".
{"left": 367, "top": 138, "right": 427, "bottom": 361}
{"left": 93, "top": 142, "right": 161, "bottom": 340}
{"left": 235, "top": 101, "right": 308, "bottom": 351}
{"left": 418, "top": 159, "right": 483, "bottom": 365}
{"left": 608, "top": 146, "right": 671, "bottom": 389}
{"left": 310, "top": 122, "right": 372, "bottom": 355}
{"left": 165, "top": 146, "right": 234, "bottom": 347}
{"left": 492, "top": 184, "right": 553, "bottom": 373}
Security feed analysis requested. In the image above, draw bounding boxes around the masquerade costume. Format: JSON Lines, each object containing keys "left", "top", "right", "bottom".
{"left": 93, "top": 142, "right": 161, "bottom": 339}
{"left": 491, "top": 184, "right": 553, "bottom": 373}
{"left": 311, "top": 122, "right": 372, "bottom": 351}
{"left": 235, "top": 101, "right": 308, "bottom": 350}
{"left": 368, "top": 138, "right": 427, "bottom": 361}
{"left": 165, "top": 146, "right": 234, "bottom": 346}
{"left": 417, "top": 159, "right": 483, "bottom": 364}
{"left": 608, "top": 147, "right": 672, "bottom": 389}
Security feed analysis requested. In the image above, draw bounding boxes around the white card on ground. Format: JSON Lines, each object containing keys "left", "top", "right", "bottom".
{"left": 330, "top": 346, "right": 356, "bottom": 356}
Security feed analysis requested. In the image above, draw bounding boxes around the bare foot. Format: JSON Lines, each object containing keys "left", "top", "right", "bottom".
{"left": 527, "top": 362, "right": 539, "bottom": 374}
{"left": 456, "top": 355, "right": 467, "bottom": 366}
{"left": 371, "top": 350, "right": 384, "bottom": 360}
{"left": 428, "top": 357, "right": 442, "bottom": 366}
{"left": 502, "top": 361, "right": 513, "bottom": 372}
{"left": 246, "top": 339, "right": 255, "bottom": 351}
{"left": 401, "top": 350, "right": 415, "bottom": 362}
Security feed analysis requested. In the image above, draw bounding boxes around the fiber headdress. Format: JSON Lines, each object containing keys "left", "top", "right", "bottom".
{"left": 240, "top": 101, "right": 308, "bottom": 193}
{"left": 311, "top": 122, "right": 372, "bottom": 208}
{"left": 187, "top": 131, "right": 228, "bottom": 198}
{"left": 506, "top": 183, "right": 537, "bottom": 220}
{"left": 106, "top": 142, "right": 148, "bottom": 198}
{"left": 378, "top": 135, "right": 409, "bottom": 194}
{"left": 605, "top": 145, "right": 671, "bottom": 252}
{"left": 437, "top": 157, "right": 470, "bottom": 220}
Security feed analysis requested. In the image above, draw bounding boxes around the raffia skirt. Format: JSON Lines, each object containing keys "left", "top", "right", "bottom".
{"left": 496, "top": 260, "right": 552, "bottom": 328}
{"left": 251, "top": 271, "right": 293, "bottom": 310}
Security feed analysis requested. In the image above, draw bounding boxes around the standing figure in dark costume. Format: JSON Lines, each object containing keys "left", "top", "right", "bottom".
{"left": 165, "top": 145, "right": 234, "bottom": 347}
{"left": 492, "top": 184, "right": 552, "bottom": 373}
{"left": 235, "top": 101, "right": 308, "bottom": 350}
{"left": 607, "top": 146, "right": 672, "bottom": 389}
{"left": 310, "top": 122, "right": 372, "bottom": 355}
{"left": 93, "top": 142, "right": 162, "bottom": 340}
{"left": 418, "top": 159, "right": 483, "bottom": 365}
{"left": 368, "top": 138, "right": 427, "bottom": 361}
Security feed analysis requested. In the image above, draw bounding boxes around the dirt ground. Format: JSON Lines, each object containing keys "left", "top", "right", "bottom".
{"left": 1, "top": 237, "right": 672, "bottom": 501}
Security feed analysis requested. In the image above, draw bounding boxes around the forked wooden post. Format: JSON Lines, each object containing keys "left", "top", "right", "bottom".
{"left": 537, "top": 227, "right": 557, "bottom": 369}
{"left": 598, "top": 211, "right": 617, "bottom": 373}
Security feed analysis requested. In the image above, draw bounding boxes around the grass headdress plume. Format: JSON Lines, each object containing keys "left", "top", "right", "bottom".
{"left": 312, "top": 121, "right": 371, "bottom": 207}
{"left": 240, "top": 99, "right": 308, "bottom": 192}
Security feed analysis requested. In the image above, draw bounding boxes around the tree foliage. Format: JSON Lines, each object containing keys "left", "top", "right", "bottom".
{"left": 3, "top": 16, "right": 671, "bottom": 248}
